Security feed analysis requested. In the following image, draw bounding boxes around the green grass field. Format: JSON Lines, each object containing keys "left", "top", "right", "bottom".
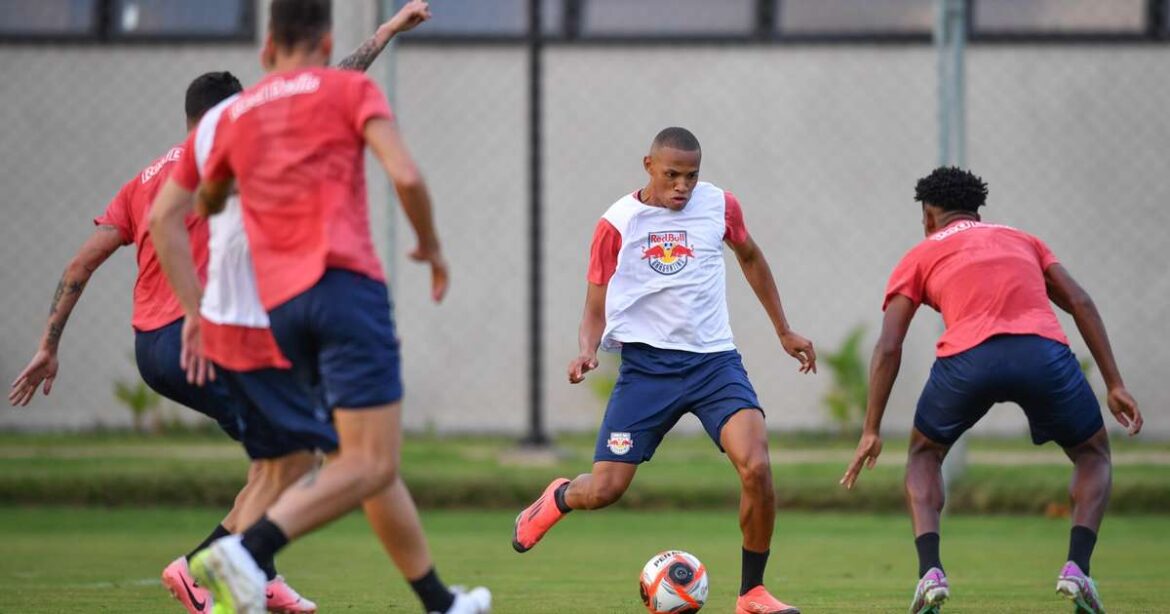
{"left": 1, "top": 507, "right": 1167, "bottom": 613}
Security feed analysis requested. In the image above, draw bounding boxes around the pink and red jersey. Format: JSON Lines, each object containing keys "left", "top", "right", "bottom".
{"left": 588, "top": 182, "right": 749, "bottom": 353}
{"left": 200, "top": 67, "right": 394, "bottom": 310}
{"left": 95, "top": 144, "right": 209, "bottom": 332}
{"left": 173, "top": 95, "right": 290, "bottom": 371}
{"left": 884, "top": 220, "right": 1069, "bottom": 357}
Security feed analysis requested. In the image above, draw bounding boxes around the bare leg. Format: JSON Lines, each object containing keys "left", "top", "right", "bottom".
{"left": 363, "top": 476, "right": 434, "bottom": 579}
{"left": 220, "top": 462, "right": 262, "bottom": 533}
{"left": 905, "top": 428, "right": 950, "bottom": 537}
{"left": 563, "top": 461, "right": 638, "bottom": 510}
{"left": 1062, "top": 427, "right": 1112, "bottom": 532}
{"left": 267, "top": 404, "right": 402, "bottom": 539}
{"left": 233, "top": 452, "right": 318, "bottom": 532}
{"left": 720, "top": 409, "right": 775, "bottom": 552}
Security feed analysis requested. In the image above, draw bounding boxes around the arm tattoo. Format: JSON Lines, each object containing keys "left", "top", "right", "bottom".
{"left": 336, "top": 35, "right": 387, "bottom": 72}
{"left": 49, "top": 278, "right": 66, "bottom": 315}
{"left": 46, "top": 323, "right": 63, "bottom": 349}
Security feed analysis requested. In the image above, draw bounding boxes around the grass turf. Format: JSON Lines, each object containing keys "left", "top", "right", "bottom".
{"left": 0, "top": 507, "right": 1166, "bottom": 613}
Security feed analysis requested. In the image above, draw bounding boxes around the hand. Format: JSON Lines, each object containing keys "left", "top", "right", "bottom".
{"left": 840, "top": 431, "right": 882, "bottom": 489}
{"left": 1106, "top": 386, "right": 1142, "bottom": 436}
{"left": 780, "top": 330, "right": 817, "bottom": 374}
{"left": 8, "top": 348, "right": 59, "bottom": 406}
{"left": 568, "top": 353, "right": 599, "bottom": 384}
{"left": 409, "top": 246, "right": 449, "bottom": 303}
{"left": 383, "top": 0, "right": 431, "bottom": 37}
{"left": 180, "top": 313, "right": 215, "bottom": 387}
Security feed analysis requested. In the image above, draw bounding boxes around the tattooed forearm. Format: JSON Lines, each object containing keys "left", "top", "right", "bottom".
{"left": 336, "top": 35, "right": 388, "bottom": 72}
{"left": 49, "top": 278, "right": 65, "bottom": 315}
{"left": 45, "top": 323, "right": 63, "bottom": 350}
{"left": 49, "top": 278, "right": 86, "bottom": 315}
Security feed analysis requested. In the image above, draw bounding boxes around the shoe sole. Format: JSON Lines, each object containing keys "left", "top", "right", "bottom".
{"left": 1057, "top": 579, "right": 1103, "bottom": 614}
{"left": 735, "top": 607, "right": 800, "bottom": 614}
{"left": 911, "top": 587, "right": 948, "bottom": 614}
{"left": 511, "top": 511, "right": 532, "bottom": 553}
{"left": 191, "top": 545, "right": 266, "bottom": 614}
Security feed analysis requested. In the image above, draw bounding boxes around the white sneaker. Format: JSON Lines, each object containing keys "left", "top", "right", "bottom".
{"left": 188, "top": 535, "right": 268, "bottom": 614}
{"left": 435, "top": 586, "right": 492, "bottom": 613}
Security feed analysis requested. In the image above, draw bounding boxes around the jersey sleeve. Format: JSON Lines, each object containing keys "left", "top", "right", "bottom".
{"left": 171, "top": 132, "right": 200, "bottom": 192}
{"left": 351, "top": 74, "right": 394, "bottom": 134}
{"left": 586, "top": 218, "right": 622, "bottom": 286}
{"left": 93, "top": 179, "right": 135, "bottom": 245}
{"left": 883, "top": 250, "right": 925, "bottom": 310}
{"left": 1030, "top": 234, "right": 1061, "bottom": 270}
{"left": 723, "top": 191, "right": 749, "bottom": 246}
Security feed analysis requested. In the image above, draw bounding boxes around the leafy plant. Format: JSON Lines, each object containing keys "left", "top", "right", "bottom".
{"left": 113, "top": 356, "right": 161, "bottom": 434}
{"left": 822, "top": 325, "right": 869, "bottom": 437}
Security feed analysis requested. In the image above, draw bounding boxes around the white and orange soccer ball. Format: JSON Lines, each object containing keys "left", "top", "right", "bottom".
{"left": 638, "top": 550, "right": 708, "bottom": 613}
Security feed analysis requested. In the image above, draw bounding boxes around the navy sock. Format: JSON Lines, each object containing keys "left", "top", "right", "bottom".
{"left": 916, "top": 533, "right": 943, "bottom": 577}
{"left": 239, "top": 516, "right": 289, "bottom": 573}
{"left": 187, "top": 524, "right": 231, "bottom": 562}
{"left": 409, "top": 567, "right": 455, "bottom": 613}
{"left": 553, "top": 482, "right": 573, "bottom": 514}
{"left": 740, "top": 548, "right": 769, "bottom": 596}
{"left": 1068, "top": 525, "right": 1098, "bottom": 575}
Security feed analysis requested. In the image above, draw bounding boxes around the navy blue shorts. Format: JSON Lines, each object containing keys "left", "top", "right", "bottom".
{"left": 268, "top": 268, "right": 403, "bottom": 410}
{"left": 593, "top": 343, "right": 763, "bottom": 464}
{"left": 219, "top": 368, "right": 338, "bottom": 458}
{"left": 135, "top": 318, "right": 242, "bottom": 441}
{"left": 915, "top": 334, "right": 1104, "bottom": 448}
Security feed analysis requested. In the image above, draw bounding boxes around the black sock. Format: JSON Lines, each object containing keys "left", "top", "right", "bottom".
{"left": 915, "top": 532, "right": 943, "bottom": 577}
{"left": 239, "top": 516, "right": 289, "bottom": 574}
{"left": 553, "top": 482, "right": 573, "bottom": 514}
{"left": 187, "top": 524, "right": 231, "bottom": 562}
{"left": 409, "top": 567, "right": 455, "bottom": 613}
{"left": 256, "top": 554, "right": 278, "bottom": 582}
{"left": 740, "top": 548, "right": 769, "bottom": 596}
{"left": 1068, "top": 525, "right": 1098, "bottom": 575}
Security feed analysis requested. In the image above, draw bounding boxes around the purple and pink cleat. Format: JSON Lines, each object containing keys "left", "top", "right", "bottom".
{"left": 909, "top": 567, "right": 949, "bottom": 614}
{"left": 1057, "top": 561, "right": 1106, "bottom": 614}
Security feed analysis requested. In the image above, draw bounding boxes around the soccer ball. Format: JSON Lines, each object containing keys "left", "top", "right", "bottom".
{"left": 638, "top": 550, "right": 708, "bottom": 613}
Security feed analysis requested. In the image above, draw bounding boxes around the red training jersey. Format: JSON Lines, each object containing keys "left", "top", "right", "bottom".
{"left": 94, "top": 144, "right": 209, "bottom": 332}
{"left": 202, "top": 67, "right": 394, "bottom": 310}
{"left": 883, "top": 220, "right": 1069, "bottom": 357}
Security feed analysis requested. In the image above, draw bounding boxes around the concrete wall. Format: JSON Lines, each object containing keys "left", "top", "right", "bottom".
{"left": 2, "top": 23, "right": 1167, "bottom": 438}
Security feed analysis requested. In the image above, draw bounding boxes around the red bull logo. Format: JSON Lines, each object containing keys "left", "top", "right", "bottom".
{"left": 643, "top": 230, "right": 694, "bottom": 275}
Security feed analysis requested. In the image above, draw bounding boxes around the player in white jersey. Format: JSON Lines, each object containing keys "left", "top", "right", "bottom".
{"left": 512, "top": 127, "right": 816, "bottom": 614}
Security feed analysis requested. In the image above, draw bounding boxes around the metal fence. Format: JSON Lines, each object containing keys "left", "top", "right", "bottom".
{"left": 1, "top": 0, "right": 1167, "bottom": 439}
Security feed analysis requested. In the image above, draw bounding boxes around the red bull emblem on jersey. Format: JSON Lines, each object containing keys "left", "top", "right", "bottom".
{"left": 607, "top": 432, "right": 633, "bottom": 455}
{"left": 642, "top": 231, "right": 695, "bottom": 276}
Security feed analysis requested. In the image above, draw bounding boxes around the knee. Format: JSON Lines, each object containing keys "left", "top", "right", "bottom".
{"left": 737, "top": 456, "right": 774, "bottom": 496}
{"left": 268, "top": 452, "right": 318, "bottom": 489}
{"left": 355, "top": 452, "right": 398, "bottom": 494}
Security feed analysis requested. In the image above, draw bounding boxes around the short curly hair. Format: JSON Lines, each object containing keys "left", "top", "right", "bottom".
{"left": 914, "top": 166, "right": 988, "bottom": 212}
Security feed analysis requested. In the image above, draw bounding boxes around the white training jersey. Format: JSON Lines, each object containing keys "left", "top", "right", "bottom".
{"left": 191, "top": 93, "right": 268, "bottom": 328}
{"left": 594, "top": 181, "right": 746, "bottom": 354}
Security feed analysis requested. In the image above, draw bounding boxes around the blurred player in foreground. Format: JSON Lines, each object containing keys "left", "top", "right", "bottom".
{"left": 5, "top": 70, "right": 323, "bottom": 614}
{"left": 152, "top": 1, "right": 489, "bottom": 613}
{"left": 840, "top": 167, "right": 1143, "bottom": 614}
{"left": 512, "top": 127, "right": 817, "bottom": 614}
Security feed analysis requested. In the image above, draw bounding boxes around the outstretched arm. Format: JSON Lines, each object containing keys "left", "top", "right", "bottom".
{"left": 1045, "top": 263, "right": 1142, "bottom": 434}
{"left": 335, "top": 0, "right": 432, "bottom": 71}
{"left": 841, "top": 294, "right": 917, "bottom": 489}
{"left": 9, "top": 226, "right": 123, "bottom": 406}
{"left": 728, "top": 235, "right": 817, "bottom": 373}
{"left": 568, "top": 283, "right": 607, "bottom": 384}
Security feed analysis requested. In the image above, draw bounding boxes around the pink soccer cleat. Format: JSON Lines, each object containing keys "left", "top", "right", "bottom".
{"left": 909, "top": 567, "right": 949, "bottom": 614}
{"left": 161, "top": 556, "right": 213, "bottom": 613}
{"left": 735, "top": 585, "right": 801, "bottom": 614}
{"left": 266, "top": 575, "right": 317, "bottom": 613}
{"left": 512, "top": 478, "right": 570, "bottom": 553}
